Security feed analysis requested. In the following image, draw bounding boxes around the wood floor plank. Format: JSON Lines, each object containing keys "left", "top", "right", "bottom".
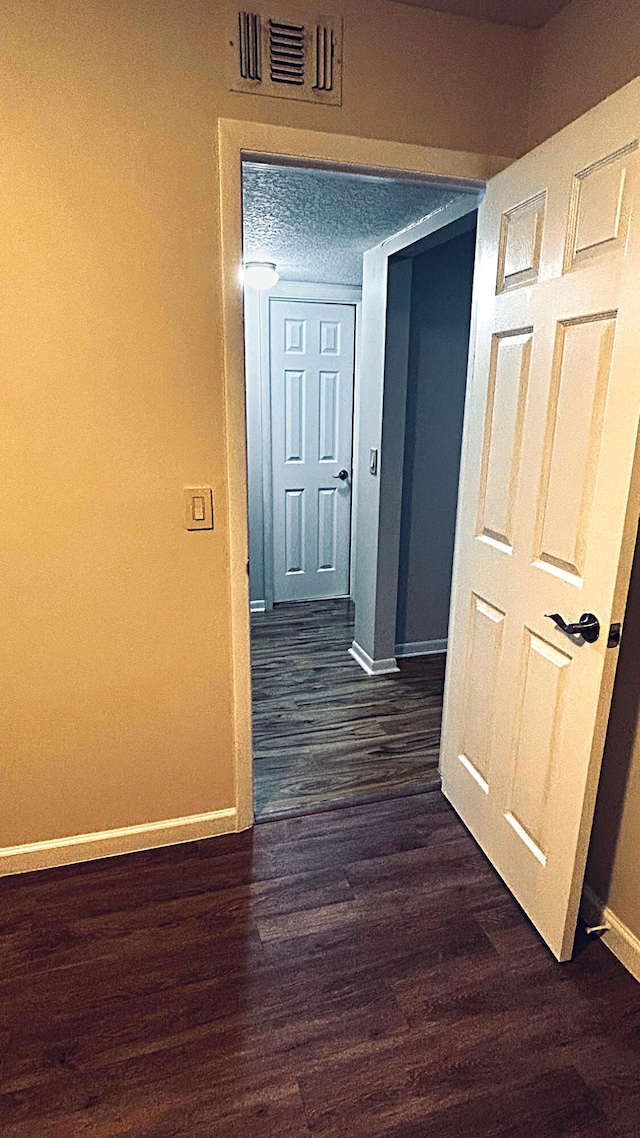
{"left": 251, "top": 599, "right": 444, "bottom": 817}
{"left": 1, "top": 793, "right": 639, "bottom": 1136}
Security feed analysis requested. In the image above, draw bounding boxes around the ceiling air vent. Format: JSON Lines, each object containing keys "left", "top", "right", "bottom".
{"left": 229, "top": 9, "right": 342, "bottom": 105}
{"left": 269, "top": 20, "right": 305, "bottom": 84}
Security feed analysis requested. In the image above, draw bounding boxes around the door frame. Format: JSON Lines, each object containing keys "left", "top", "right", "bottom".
{"left": 245, "top": 281, "right": 362, "bottom": 613}
{"left": 349, "top": 200, "right": 480, "bottom": 676}
{"left": 217, "top": 116, "right": 510, "bottom": 829}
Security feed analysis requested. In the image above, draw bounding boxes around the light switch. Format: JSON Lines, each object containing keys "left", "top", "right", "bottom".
{"left": 192, "top": 496, "right": 206, "bottom": 523}
{"left": 184, "top": 487, "right": 213, "bottom": 530}
{"left": 369, "top": 448, "right": 378, "bottom": 476}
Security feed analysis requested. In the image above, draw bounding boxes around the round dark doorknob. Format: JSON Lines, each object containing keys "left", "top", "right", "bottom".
{"left": 333, "top": 469, "right": 349, "bottom": 481}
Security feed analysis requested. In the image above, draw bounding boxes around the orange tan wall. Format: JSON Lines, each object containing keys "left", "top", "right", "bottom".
{"left": 528, "top": 0, "right": 640, "bottom": 148}
{"left": 0, "top": 0, "right": 533, "bottom": 858}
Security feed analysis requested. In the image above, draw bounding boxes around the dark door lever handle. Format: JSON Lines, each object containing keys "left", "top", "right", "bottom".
{"left": 333, "top": 469, "right": 349, "bottom": 481}
{"left": 545, "top": 612, "right": 600, "bottom": 644}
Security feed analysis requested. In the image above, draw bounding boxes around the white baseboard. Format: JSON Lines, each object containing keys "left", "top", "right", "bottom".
{"left": 250, "top": 599, "right": 266, "bottom": 613}
{"left": 0, "top": 807, "right": 238, "bottom": 877}
{"left": 395, "top": 638, "right": 448, "bottom": 658}
{"left": 349, "top": 641, "right": 399, "bottom": 676}
{"left": 581, "top": 885, "right": 640, "bottom": 982}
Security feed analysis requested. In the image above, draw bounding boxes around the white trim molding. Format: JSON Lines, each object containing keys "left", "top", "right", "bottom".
{"left": 395, "top": 638, "right": 448, "bottom": 657}
{"left": 582, "top": 885, "right": 640, "bottom": 983}
{"left": 265, "top": 281, "right": 362, "bottom": 303}
{"left": 218, "top": 116, "right": 511, "bottom": 830}
{"left": 250, "top": 599, "right": 266, "bottom": 613}
{"left": 0, "top": 808, "right": 237, "bottom": 877}
{"left": 349, "top": 640, "right": 399, "bottom": 675}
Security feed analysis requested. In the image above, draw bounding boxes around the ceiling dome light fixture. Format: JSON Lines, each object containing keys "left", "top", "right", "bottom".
{"left": 243, "top": 261, "right": 279, "bottom": 291}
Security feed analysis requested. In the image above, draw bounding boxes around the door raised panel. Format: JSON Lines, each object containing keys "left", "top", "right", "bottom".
{"left": 318, "top": 487, "right": 337, "bottom": 571}
{"left": 318, "top": 371, "right": 338, "bottom": 462}
{"left": 565, "top": 144, "right": 638, "bottom": 270}
{"left": 497, "top": 192, "right": 546, "bottom": 292}
{"left": 534, "top": 313, "right": 616, "bottom": 582}
{"left": 458, "top": 594, "right": 505, "bottom": 794}
{"left": 320, "top": 320, "right": 340, "bottom": 354}
{"left": 284, "top": 318, "right": 306, "bottom": 353}
{"left": 284, "top": 489, "right": 305, "bottom": 574}
{"left": 505, "top": 632, "right": 571, "bottom": 867}
{"left": 284, "top": 370, "right": 305, "bottom": 463}
{"left": 477, "top": 330, "right": 532, "bottom": 553}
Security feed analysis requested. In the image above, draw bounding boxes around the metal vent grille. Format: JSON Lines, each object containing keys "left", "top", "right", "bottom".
{"left": 238, "top": 12, "right": 262, "bottom": 80}
{"left": 313, "top": 24, "right": 334, "bottom": 91}
{"left": 229, "top": 9, "right": 342, "bottom": 105}
{"left": 269, "top": 20, "right": 305, "bottom": 84}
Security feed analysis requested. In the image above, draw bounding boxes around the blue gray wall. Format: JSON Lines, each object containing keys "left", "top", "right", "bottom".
{"left": 395, "top": 224, "right": 476, "bottom": 652}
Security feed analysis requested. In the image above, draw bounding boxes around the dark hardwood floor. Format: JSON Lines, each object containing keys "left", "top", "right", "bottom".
{"left": 251, "top": 599, "right": 445, "bottom": 818}
{"left": 0, "top": 791, "right": 638, "bottom": 1136}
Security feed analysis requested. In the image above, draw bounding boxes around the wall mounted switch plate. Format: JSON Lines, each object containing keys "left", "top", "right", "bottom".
{"left": 184, "top": 487, "right": 214, "bottom": 530}
{"left": 369, "top": 448, "right": 378, "bottom": 476}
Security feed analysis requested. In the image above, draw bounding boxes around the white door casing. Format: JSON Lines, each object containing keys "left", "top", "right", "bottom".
{"left": 270, "top": 298, "right": 355, "bottom": 602}
{"left": 441, "top": 79, "right": 640, "bottom": 961}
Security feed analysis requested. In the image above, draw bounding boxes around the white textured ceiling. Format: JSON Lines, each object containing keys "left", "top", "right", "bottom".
{"left": 387, "top": 0, "right": 572, "bottom": 27}
{"left": 242, "top": 162, "right": 477, "bottom": 286}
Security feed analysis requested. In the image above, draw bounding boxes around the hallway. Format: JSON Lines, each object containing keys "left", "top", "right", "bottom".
{"left": 250, "top": 599, "right": 445, "bottom": 818}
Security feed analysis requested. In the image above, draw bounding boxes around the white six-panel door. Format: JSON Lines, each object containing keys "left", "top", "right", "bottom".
{"left": 441, "top": 79, "right": 640, "bottom": 961}
{"left": 270, "top": 299, "right": 355, "bottom": 602}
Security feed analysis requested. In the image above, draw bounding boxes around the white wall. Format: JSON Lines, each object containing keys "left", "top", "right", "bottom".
{"left": 395, "top": 224, "right": 477, "bottom": 655}
{"left": 352, "top": 255, "right": 414, "bottom": 669}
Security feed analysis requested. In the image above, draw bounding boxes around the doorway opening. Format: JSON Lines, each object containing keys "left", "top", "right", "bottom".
{"left": 222, "top": 100, "right": 640, "bottom": 967}
{"left": 241, "top": 156, "right": 480, "bottom": 819}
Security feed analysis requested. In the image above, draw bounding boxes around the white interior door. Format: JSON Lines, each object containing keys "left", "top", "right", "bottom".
{"left": 441, "top": 78, "right": 640, "bottom": 961}
{"left": 270, "top": 298, "right": 355, "bottom": 602}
